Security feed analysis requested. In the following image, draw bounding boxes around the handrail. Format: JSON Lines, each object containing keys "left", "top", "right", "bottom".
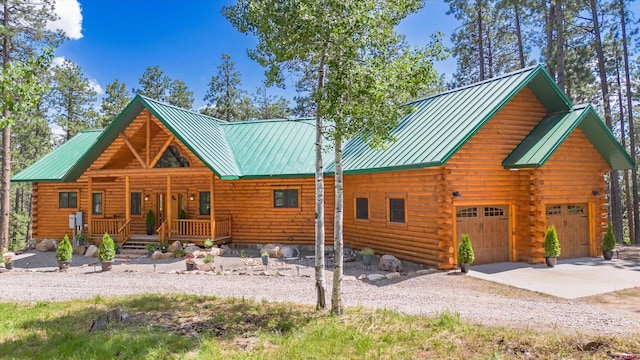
{"left": 117, "top": 218, "right": 132, "bottom": 245}
{"left": 156, "top": 220, "right": 168, "bottom": 243}
{"left": 215, "top": 215, "right": 231, "bottom": 238}
{"left": 92, "top": 219, "right": 125, "bottom": 238}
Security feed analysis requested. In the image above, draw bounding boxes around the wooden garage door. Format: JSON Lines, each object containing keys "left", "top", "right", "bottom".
{"left": 456, "top": 206, "right": 510, "bottom": 264}
{"left": 545, "top": 204, "right": 589, "bottom": 259}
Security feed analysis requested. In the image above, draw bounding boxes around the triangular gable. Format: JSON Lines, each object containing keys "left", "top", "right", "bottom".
{"left": 337, "top": 65, "right": 573, "bottom": 174}
{"left": 504, "top": 105, "right": 634, "bottom": 170}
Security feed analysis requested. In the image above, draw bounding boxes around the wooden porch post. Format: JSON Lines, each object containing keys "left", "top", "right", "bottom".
{"left": 210, "top": 173, "right": 216, "bottom": 238}
{"left": 167, "top": 174, "right": 172, "bottom": 239}
{"left": 125, "top": 175, "right": 130, "bottom": 220}
{"left": 88, "top": 176, "right": 93, "bottom": 236}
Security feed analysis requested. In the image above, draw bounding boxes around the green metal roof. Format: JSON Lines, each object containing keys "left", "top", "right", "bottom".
{"left": 504, "top": 105, "right": 634, "bottom": 170}
{"left": 337, "top": 65, "right": 574, "bottom": 173}
{"left": 11, "top": 130, "right": 103, "bottom": 182}
{"left": 222, "top": 119, "right": 328, "bottom": 177}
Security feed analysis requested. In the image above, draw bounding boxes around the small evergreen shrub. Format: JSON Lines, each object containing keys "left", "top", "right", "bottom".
{"left": 204, "top": 239, "right": 214, "bottom": 248}
{"left": 358, "top": 247, "right": 375, "bottom": 256}
{"left": 204, "top": 254, "right": 214, "bottom": 264}
{"left": 178, "top": 209, "right": 187, "bottom": 219}
{"left": 457, "top": 234, "right": 474, "bottom": 264}
{"left": 56, "top": 234, "right": 73, "bottom": 261}
{"left": 98, "top": 233, "right": 116, "bottom": 262}
{"left": 602, "top": 224, "right": 616, "bottom": 251}
{"left": 145, "top": 210, "right": 156, "bottom": 229}
{"left": 544, "top": 225, "right": 561, "bottom": 258}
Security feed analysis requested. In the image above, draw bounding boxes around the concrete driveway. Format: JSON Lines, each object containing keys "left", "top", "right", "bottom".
{"left": 467, "top": 257, "right": 640, "bottom": 299}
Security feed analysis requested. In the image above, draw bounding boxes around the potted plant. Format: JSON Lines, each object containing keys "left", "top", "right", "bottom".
{"left": 204, "top": 239, "right": 214, "bottom": 250}
{"left": 185, "top": 255, "right": 196, "bottom": 271}
{"left": 602, "top": 223, "right": 616, "bottom": 260}
{"left": 145, "top": 242, "right": 158, "bottom": 255}
{"left": 99, "top": 233, "right": 116, "bottom": 271}
{"left": 204, "top": 254, "right": 214, "bottom": 264}
{"left": 1, "top": 253, "right": 13, "bottom": 270}
{"left": 544, "top": 225, "right": 561, "bottom": 267}
{"left": 145, "top": 209, "right": 156, "bottom": 235}
{"left": 56, "top": 234, "right": 73, "bottom": 270}
{"left": 359, "top": 247, "right": 375, "bottom": 268}
{"left": 159, "top": 242, "right": 170, "bottom": 253}
{"left": 261, "top": 251, "right": 270, "bottom": 265}
{"left": 74, "top": 232, "right": 87, "bottom": 245}
{"left": 457, "top": 234, "right": 475, "bottom": 273}
{"left": 173, "top": 248, "right": 186, "bottom": 258}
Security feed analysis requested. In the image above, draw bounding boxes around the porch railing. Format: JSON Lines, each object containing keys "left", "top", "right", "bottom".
{"left": 117, "top": 218, "right": 132, "bottom": 245}
{"left": 156, "top": 220, "right": 168, "bottom": 243}
{"left": 92, "top": 219, "right": 126, "bottom": 238}
{"left": 169, "top": 216, "right": 232, "bottom": 240}
{"left": 215, "top": 216, "right": 232, "bottom": 238}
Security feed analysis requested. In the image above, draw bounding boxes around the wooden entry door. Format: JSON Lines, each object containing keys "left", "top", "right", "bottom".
{"left": 545, "top": 204, "right": 589, "bottom": 259}
{"left": 456, "top": 206, "right": 510, "bottom": 264}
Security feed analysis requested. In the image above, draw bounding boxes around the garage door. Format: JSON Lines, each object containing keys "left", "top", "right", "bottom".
{"left": 545, "top": 204, "right": 589, "bottom": 259}
{"left": 456, "top": 206, "right": 510, "bottom": 264}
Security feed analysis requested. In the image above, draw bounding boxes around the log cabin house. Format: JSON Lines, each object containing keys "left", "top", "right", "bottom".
{"left": 13, "top": 65, "right": 634, "bottom": 269}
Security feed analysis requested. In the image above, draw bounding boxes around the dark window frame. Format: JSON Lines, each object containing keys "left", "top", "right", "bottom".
{"left": 59, "top": 192, "right": 78, "bottom": 209}
{"left": 199, "top": 191, "right": 211, "bottom": 216}
{"left": 389, "top": 198, "right": 406, "bottom": 223}
{"left": 355, "top": 197, "right": 369, "bottom": 220}
{"left": 130, "top": 192, "right": 142, "bottom": 216}
{"left": 274, "top": 189, "right": 299, "bottom": 208}
{"left": 92, "top": 192, "right": 103, "bottom": 215}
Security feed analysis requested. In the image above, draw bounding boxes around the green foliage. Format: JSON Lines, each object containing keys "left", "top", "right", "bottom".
{"left": 98, "top": 233, "right": 116, "bottom": 262}
{"left": 136, "top": 65, "right": 194, "bottom": 109}
{"left": 602, "top": 224, "right": 616, "bottom": 251}
{"left": 159, "top": 242, "right": 170, "bottom": 251}
{"left": 457, "top": 234, "right": 475, "bottom": 264}
{"left": 167, "top": 79, "right": 194, "bottom": 110}
{"left": 49, "top": 58, "right": 98, "bottom": 140}
{"left": 202, "top": 53, "right": 246, "bottom": 121}
{"left": 204, "top": 239, "right": 213, "bottom": 248}
{"left": 358, "top": 247, "right": 374, "bottom": 256}
{"left": 178, "top": 209, "right": 187, "bottom": 219}
{"left": 173, "top": 249, "right": 186, "bottom": 258}
{"left": 56, "top": 234, "right": 73, "bottom": 261}
{"left": 8, "top": 212, "right": 28, "bottom": 252}
{"left": 145, "top": 243, "right": 158, "bottom": 252}
{"left": 543, "top": 225, "right": 561, "bottom": 258}
{"left": 146, "top": 210, "right": 156, "bottom": 229}
{"left": 97, "top": 79, "right": 130, "bottom": 128}
{"left": 204, "top": 254, "right": 214, "bottom": 264}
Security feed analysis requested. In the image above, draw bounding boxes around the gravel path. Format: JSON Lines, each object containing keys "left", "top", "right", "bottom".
{"left": 1, "top": 250, "right": 639, "bottom": 336}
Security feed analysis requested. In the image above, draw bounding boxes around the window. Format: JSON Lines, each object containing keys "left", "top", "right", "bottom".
{"left": 567, "top": 205, "right": 585, "bottom": 215}
{"left": 356, "top": 198, "right": 369, "bottom": 220}
{"left": 199, "top": 191, "right": 210, "bottom": 215}
{"left": 389, "top": 198, "right": 405, "bottom": 223}
{"left": 484, "top": 207, "right": 504, "bottom": 217}
{"left": 546, "top": 205, "right": 562, "bottom": 215}
{"left": 130, "top": 192, "right": 142, "bottom": 215}
{"left": 92, "top": 193, "right": 103, "bottom": 215}
{"left": 59, "top": 192, "right": 77, "bottom": 208}
{"left": 456, "top": 207, "right": 478, "bottom": 218}
{"left": 274, "top": 189, "right": 299, "bottom": 208}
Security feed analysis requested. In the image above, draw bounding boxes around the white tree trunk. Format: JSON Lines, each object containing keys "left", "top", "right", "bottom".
{"left": 331, "top": 137, "right": 343, "bottom": 315}
{"left": 314, "top": 44, "right": 328, "bottom": 310}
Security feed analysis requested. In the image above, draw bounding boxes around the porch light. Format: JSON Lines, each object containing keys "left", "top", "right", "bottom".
{"left": 144, "top": 194, "right": 149, "bottom": 201}
{"left": 189, "top": 194, "right": 195, "bottom": 201}
{"left": 592, "top": 190, "right": 601, "bottom": 196}
{"left": 452, "top": 191, "right": 462, "bottom": 197}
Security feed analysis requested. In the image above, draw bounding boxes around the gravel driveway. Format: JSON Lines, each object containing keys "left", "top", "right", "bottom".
{"left": 1, "top": 250, "right": 639, "bottom": 336}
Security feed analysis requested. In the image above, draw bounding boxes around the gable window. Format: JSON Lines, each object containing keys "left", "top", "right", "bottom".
{"left": 130, "top": 192, "right": 142, "bottom": 216}
{"left": 92, "top": 193, "right": 103, "bottom": 215}
{"left": 356, "top": 198, "right": 368, "bottom": 220}
{"left": 59, "top": 192, "right": 77, "bottom": 208}
{"left": 274, "top": 189, "right": 299, "bottom": 208}
{"left": 155, "top": 145, "right": 190, "bottom": 168}
{"left": 389, "top": 198, "right": 405, "bottom": 223}
{"left": 199, "top": 191, "right": 211, "bottom": 215}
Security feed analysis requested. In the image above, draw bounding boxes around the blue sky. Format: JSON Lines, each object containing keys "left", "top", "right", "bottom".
{"left": 51, "top": 0, "right": 457, "bottom": 110}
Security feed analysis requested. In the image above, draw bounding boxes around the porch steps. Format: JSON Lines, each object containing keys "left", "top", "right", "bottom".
{"left": 122, "top": 234, "right": 159, "bottom": 251}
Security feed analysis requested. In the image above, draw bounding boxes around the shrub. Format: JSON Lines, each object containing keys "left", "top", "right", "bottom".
{"left": 173, "top": 249, "right": 186, "bottom": 258}
{"left": 204, "top": 239, "right": 213, "bottom": 248}
{"left": 145, "top": 243, "right": 158, "bottom": 252}
{"left": 544, "top": 225, "right": 561, "bottom": 258}
{"left": 56, "top": 234, "right": 73, "bottom": 261}
{"left": 457, "top": 234, "right": 474, "bottom": 264}
{"left": 145, "top": 210, "right": 156, "bottom": 229}
{"left": 98, "top": 233, "right": 116, "bottom": 262}
{"left": 204, "top": 254, "right": 214, "bottom": 264}
{"left": 178, "top": 209, "right": 187, "bottom": 219}
{"left": 602, "top": 224, "right": 616, "bottom": 251}
{"left": 358, "top": 247, "right": 375, "bottom": 256}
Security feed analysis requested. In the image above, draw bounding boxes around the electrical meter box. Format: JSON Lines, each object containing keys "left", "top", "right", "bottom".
{"left": 68, "top": 214, "right": 76, "bottom": 229}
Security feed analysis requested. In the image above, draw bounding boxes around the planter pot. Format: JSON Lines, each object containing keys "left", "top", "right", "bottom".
{"left": 186, "top": 262, "right": 196, "bottom": 271}
{"left": 362, "top": 255, "right": 373, "bottom": 267}
{"left": 262, "top": 256, "right": 269, "bottom": 266}
{"left": 545, "top": 257, "right": 557, "bottom": 268}
{"left": 460, "top": 263, "right": 471, "bottom": 274}
{"left": 146, "top": 227, "right": 154, "bottom": 235}
{"left": 603, "top": 250, "right": 613, "bottom": 260}
{"left": 101, "top": 261, "right": 114, "bottom": 271}
{"left": 4, "top": 262, "right": 13, "bottom": 270}
{"left": 57, "top": 260, "right": 71, "bottom": 270}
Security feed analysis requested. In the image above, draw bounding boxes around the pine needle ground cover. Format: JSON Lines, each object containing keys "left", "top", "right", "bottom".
{"left": 0, "top": 294, "right": 638, "bottom": 359}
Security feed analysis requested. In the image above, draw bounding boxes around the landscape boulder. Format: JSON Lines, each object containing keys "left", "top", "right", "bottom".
{"left": 73, "top": 245, "right": 87, "bottom": 256}
{"left": 184, "top": 245, "right": 201, "bottom": 255}
{"left": 191, "top": 250, "right": 207, "bottom": 258}
{"left": 378, "top": 254, "right": 403, "bottom": 272}
{"left": 366, "top": 273, "right": 386, "bottom": 281}
{"left": 36, "top": 239, "right": 57, "bottom": 252}
{"left": 151, "top": 251, "right": 174, "bottom": 260}
{"left": 85, "top": 245, "right": 99, "bottom": 257}
{"left": 208, "top": 247, "right": 224, "bottom": 256}
{"left": 261, "top": 244, "right": 283, "bottom": 258}
{"left": 167, "top": 241, "right": 183, "bottom": 253}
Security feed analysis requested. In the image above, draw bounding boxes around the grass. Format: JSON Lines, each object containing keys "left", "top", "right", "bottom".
{"left": 0, "top": 294, "right": 639, "bottom": 359}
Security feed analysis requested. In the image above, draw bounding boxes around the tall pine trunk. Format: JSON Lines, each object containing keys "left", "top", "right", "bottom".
{"left": 514, "top": 4, "right": 525, "bottom": 69}
{"left": 477, "top": 0, "right": 485, "bottom": 81}
{"left": 545, "top": 1, "right": 555, "bottom": 76}
{"left": 619, "top": 0, "right": 640, "bottom": 244}
{"left": 590, "top": 0, "right": 623, "bottom": 241}
{"left": 314, "top": 44, "right": 328, "bottom": 310}
{"left": 615, "top": 60, "right": 634, "bottom": 241}
{"left": 555, "top": 0, "right": 565, "bottom": 92}
{"left": 0, "top": 1, "right": 12, "bottom": 252}
{"left": 331, "top": 136, "right": 343, "bottom": 315}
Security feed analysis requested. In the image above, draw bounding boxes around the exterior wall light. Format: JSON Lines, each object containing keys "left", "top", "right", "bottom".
{"left": 452, "top": 191, "right": 462, "bottom": 197}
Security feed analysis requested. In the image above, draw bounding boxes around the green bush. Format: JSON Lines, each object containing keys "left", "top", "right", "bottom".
{"left": 544, "top": 225, "right": 561, "bottom": 258}
{"left": 457, "top": 234, "right": 474, "bottom": 264}
{"left": 204, "top": 254, "right": 214, "bottom": 264}
{"left": 56, "top": 234, "right": 73, "bottom": 261}
{"left": 178, "top": 209, "right": 187, "bottom": 219}
{"left": 358, "top": 247, "right": 375, "bottom": 256}
{"left": 602, "top": 224, "right": 616, "bottom": 251}
{"left": 204, "top": 239, "right": 213, "bottom": 248}
{"left": 98, "top": 233, "right": 116, "bottom": 262}
{"left": 146, "top": 210, "right": 156, "bottom": 229}
{"left": 173, "top": 249, "right": 186, "bottom": 258}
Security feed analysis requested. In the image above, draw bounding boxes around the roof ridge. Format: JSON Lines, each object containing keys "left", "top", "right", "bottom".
{"left": 136, "top": 94, "right": 227, "bottom": 123}
{"left": 221, "top": 118, "right": 315, "bottom": 126}
{"left": 407, "top": 65, "right": 540, "bottom": 105}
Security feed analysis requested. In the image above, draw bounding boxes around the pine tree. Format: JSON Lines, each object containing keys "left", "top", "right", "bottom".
{"left": 167, "top": 79, "right": 194, "bottom": 109}
{"left": 98, "top": 79, "right": 130, "bottom": 128}
{"left": 203, "top": 54, "right": 245, "bottom": 121}
{"left": 252, "top": 87, "right": 290, "bottom": 119}
{"left": 135, "top": 65, "right": 170, "bottom": 102}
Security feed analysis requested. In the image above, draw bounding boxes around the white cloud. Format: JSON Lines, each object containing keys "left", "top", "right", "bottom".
{"left": 47, "top": 0, "right": 83, "bottom": 40}
{"left": 51, "top": 56, "right": 66, "bottom": 67}
{"left": 89, "top": 79, "right": 104, "bottom": 95}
